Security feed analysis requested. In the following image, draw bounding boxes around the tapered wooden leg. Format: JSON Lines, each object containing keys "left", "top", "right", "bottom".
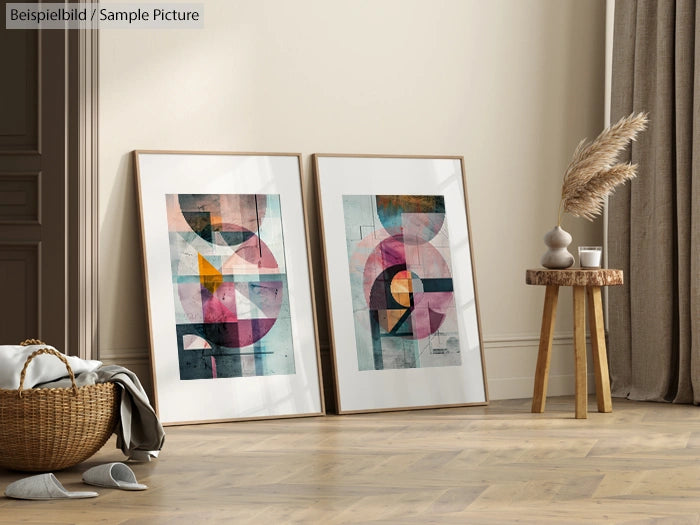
{"left": 573, "top": 285, "right": 587, "bottom": 419}
{"left": 587, "top": 286, "right": 612, "bottom": 413}
{"left": 532, "top": 285, "right": 559, "bottom": 413}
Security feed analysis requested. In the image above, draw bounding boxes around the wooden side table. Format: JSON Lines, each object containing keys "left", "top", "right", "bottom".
{"left": 525, "top": 268, "right": 623, "bottom": 419}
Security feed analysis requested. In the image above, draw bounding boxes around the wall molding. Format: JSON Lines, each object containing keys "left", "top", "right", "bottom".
{"left": 81, "top": 24, "right": 99, "bottom": 360}
{"left": 99, "top": 348, "right": 149, "bottom": 363}
{"left": 483, "top": 332, "right": 582, "bottom": 347}
{"left": 103, "top": 331, "right": 593, "bottom": 359}
{"left": 68, "top": 10, "right": 99, "bottom": 360}
{"left": 319, "top": 331, "right": 593, "bottom": 351}
{"left": 104, "top": 329, "right": 598, "bottom": 403}
{"left": 482, "top": 332, "right": 597, "bottom": 400}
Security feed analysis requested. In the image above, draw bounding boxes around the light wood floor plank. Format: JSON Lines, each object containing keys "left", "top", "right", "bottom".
{"left": 2, "top": 397, "right": 700, "bottom": 524}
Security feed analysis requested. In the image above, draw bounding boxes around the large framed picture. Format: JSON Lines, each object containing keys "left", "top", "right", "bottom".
{"left": 314, "top": 154, "right": 487, "bottom": 413}
{"left": 134, "top": 151, "right": 324, "bottom": 424}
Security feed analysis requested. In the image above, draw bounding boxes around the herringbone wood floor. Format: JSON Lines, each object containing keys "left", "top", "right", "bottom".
{"left": 1, "top": 396, "right": 700, "bottom": 524}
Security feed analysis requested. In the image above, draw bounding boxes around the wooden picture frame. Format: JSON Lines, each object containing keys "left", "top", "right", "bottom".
{"left": 313, "top": 154, "right": 488, "bottom": 413}
{"left": 134, "top": 151, "right": 324, "bottom": 425}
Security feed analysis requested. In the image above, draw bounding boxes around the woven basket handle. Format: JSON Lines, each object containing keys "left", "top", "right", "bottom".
{"left": 20, "top": 338, "right": 45, "bottom": 346}
{"left": 17, "top": 348, "right": 78, "bottom": 398}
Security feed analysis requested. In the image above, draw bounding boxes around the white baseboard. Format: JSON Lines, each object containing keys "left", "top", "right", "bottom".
{"left": 483, "top": 333, "right": 597, "bottom": 401}
{"left": 100, "top": 331, "right": 600, "bottom": 405}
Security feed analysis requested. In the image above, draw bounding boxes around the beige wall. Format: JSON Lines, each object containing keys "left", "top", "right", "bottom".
{"left": 98, "top": 0, "right": 606, "bottom": 402}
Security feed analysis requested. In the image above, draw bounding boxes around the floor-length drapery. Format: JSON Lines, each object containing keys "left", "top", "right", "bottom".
{"left": 609, "top": 0, "right": 699, "bottom": 403}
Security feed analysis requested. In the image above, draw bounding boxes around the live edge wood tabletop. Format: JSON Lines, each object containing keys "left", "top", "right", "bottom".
{"left": 525, "top": 268, "right": 623, "bottom": 419}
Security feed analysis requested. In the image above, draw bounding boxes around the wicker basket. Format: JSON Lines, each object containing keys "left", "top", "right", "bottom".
{"left": 0, "top": 344, "right": 119, "bottom": 472}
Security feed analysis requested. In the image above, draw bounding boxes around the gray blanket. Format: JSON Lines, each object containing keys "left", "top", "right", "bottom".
{"left": 38, "top": 365, "right": 165, "bottom": 461}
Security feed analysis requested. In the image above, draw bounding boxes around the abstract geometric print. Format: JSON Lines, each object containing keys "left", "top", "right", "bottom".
{"left": 343, "top": 195, "right": 462, "bottom": 371}
{"left": 166, "top": 194, "right": 295, "bottom": 380}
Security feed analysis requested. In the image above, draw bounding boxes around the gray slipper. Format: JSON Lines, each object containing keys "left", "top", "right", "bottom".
{"left": 4, "top": 473, "right": 98, "bottom": 500}
{"left": 82, "top": 462, "right": 147, "bottom": 491}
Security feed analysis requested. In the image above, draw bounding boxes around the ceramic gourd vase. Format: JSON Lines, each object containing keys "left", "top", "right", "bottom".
{"left": 541, "top": 226, "right": 574, "bottom": 269}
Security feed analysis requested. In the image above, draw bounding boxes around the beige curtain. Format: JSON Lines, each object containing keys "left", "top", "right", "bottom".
{"left": 609, "top": 0, "right": 700, "bottom": 403}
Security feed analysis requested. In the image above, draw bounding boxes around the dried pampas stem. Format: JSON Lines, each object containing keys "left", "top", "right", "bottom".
{"left": 557, "top": 112, "right": 648, "bottom": 225}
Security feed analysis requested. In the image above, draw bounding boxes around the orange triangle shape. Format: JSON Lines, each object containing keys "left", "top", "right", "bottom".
{"left": 385, "top": 309, "right": 407, "bottom": 333}
{"left": 198, "top": 254, "right": 223, "bottom": 293}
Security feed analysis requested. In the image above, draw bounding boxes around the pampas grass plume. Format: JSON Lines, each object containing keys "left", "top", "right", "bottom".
{"left": 557, "top": 112, "right": 648, "bottom": 225}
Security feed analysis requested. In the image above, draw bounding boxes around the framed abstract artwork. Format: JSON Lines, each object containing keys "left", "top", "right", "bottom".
{"left": 313, "top": 154, "right": 487, "bottom": 413}
{"left": 134, "top": 151, "right": 324, "bottom": 424}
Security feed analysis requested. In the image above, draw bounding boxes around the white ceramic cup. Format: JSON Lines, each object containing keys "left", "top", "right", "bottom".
{"left": 578, "top": 246, "right": 602, "bottom": 268}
